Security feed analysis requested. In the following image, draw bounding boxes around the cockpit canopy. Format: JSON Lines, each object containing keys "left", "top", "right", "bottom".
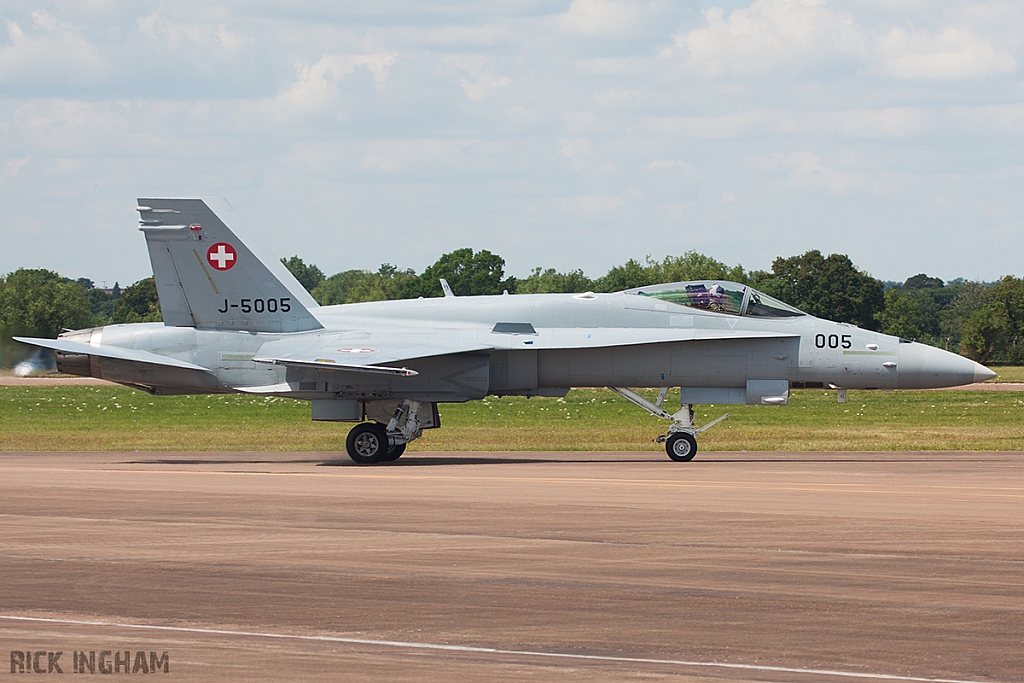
{"left": 624, "top": 280, "right": 805, "bottom": 318}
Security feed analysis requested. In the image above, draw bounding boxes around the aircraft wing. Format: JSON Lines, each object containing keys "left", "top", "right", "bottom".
{"left": 252, "top": 334, "right": 494, "bottom": 376}
{"left": 12, "top": 337, "right": 212, "bottom": 372}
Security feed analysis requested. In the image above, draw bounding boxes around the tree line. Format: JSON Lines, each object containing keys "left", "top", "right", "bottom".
{"left": 3, "top": 249, "right": 1023, "bottom": 365}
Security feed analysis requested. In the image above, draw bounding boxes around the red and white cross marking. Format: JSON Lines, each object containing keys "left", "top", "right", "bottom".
{"left": 207, "top": 243, "right": 237, "bottom": 271}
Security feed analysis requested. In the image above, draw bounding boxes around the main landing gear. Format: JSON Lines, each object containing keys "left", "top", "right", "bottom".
{"left": 607, "top": 387, "right": 729, "bottom": 462}
{"left": 345, "top": 400, "right": 423, "bottom": 465}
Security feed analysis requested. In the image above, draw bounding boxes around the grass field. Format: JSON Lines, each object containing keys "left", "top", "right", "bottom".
{"left": 2, "top": 385, "right": 1023, "bottom": 452}
{"left": 990, "top": 365, "right": 1024, "bottom": 382}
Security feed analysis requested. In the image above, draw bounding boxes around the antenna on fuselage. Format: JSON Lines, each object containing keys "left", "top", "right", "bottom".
{"left": 440, "top": 279, "right": 455, "bottom": 298}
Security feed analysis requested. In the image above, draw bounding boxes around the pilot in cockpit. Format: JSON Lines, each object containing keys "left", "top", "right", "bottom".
{"left": 707, "top": 284, "right": 728, "bottom": 312}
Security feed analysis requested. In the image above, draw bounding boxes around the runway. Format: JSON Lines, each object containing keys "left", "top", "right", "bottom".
{"left": 1, "top": 451, "right": 1021, "bottom": 682}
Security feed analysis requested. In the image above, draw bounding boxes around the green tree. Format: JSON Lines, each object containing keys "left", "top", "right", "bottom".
{"left": 0, "top": 268, "right": 92, "bottom": 338}
{"left": 312, "top": 270, "right": 375, "bottom": 305}
{"left": 877, "top": 288, "right": 925, "bottom": 340}
{"left": 595, "top": 251, "right": 749, "bottom": 292}
{"left": 655, "top": 251, "right": 748, "bottom": 284}
{"left": 517, "top": 268, "right": 594, "bottom": 294}
{"left": 312, "top": 264, "right": 417, "bottom": 305}
{"left": 940, "top": 282, "right": 991, "bottom": 351}
{"left": 402, "top": 248, "right": 513, "bottom": 298}
{"left": 876, "top": 277, "right": 947, "bottom": 343}
{"left": 281, "top": 256, "right": 325, "bottom": 293}
{"left": 755, "top": 250, "right": 884, "bottom": 329}
{"left": 960, "top": 302, "right": 1008, "bottom": 362}
{"left": 86, "top": 288, "right": 117, "bottom": 325}
{"left": 984, "top": 276, "right": 1024, "bottom": 363}
{"left": 595, "top": 258, "right": 653, "bottom": 292}
{"left": 903, "top": 274, "right": 945, "bottom": 290}
{"left": 109, "top": 278, "right": 162, "bottom": 324}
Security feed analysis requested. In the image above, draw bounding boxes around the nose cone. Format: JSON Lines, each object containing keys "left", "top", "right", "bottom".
{"left": 974, "top": 364, "right": 997, "bottom": 383}
{"left": 897, "top": 342, "right": 995, "bottom": 389}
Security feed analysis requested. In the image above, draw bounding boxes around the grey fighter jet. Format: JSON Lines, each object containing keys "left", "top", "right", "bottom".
{"left": 16, "top": 199, "right": 996, "bottom": 463}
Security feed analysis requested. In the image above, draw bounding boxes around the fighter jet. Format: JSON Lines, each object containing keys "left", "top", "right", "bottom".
{"left": 16, "top": 198, "right": 996, "bottom": 463}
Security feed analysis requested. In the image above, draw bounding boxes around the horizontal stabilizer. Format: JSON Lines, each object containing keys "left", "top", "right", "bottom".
{"left": 13, "top": 337, "right": 211, "bottom": 372}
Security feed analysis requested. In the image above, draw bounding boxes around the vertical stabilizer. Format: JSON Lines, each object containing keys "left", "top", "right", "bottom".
{"left": 138, "top": 198, "right": 323, "bottom": 332}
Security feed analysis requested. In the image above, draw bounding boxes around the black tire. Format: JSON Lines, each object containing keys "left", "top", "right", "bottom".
{"left": 666, "top": 433, "right": 698, "bottom": 462}
{"left": 346, "top": 423, "right": 389, "bottom": 464}
{"left": 381, "top": 442, "right": 406, "bottom": 462}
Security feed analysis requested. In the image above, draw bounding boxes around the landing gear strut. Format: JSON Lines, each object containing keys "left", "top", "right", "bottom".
{"left": 344, "top": 400, "right": 424, "bottom": 465}
{"left": 607, "top": 387, "right": 728, "bottom": 462}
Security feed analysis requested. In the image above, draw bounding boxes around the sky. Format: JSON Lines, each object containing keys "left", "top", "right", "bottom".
{"left": 1, "top": 0, "right": 1023, "bottom": 288}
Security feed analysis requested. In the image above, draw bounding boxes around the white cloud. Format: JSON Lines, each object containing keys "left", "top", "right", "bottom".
{"left": 750, "top": 149, "right": 882, "bottom": 195}
{"left": 645, "top": 107, "right": 927, "bottom": 140}
{"left": 0, "top": 15, "right": 107, "bottom": 87}
{"left": 558, "top": 0, "right": 644, "bottom": 39}
{"left": 440, "top": 55, "right": 510, "bottom": 101}
{"left": 14, "top": 100, "right": 135, "bottom": 154}
{"left": 135, "top": 9, "right": 253, "bottom": 56}
{"left": 877, "top": 26, "right": 1016, "bottom": 79}
{"left": 215, "top": 24, "right": 253, "bottom": 55}
{"left": 674, "top": 0, "right": 863, "bottom": 78}
{"left": 948, "top": 103, "right": 1024, "bottom": 133}
{"left": 645, "top": 110, "right": 792, "bottom": 138}
{"left": 820, "top": 107, "right": 925, "bottom": 138}
{"left": 559, "top": 138, "right": 594, "bottom": 169}
{"left": 673, "top": 0, "right": 1015, "bottom": 81}
{"left": 1, "top": 157, "right": 30, "bottom": 187}
{"left": 267, "top": 53, "right": 398, "bottom": 118}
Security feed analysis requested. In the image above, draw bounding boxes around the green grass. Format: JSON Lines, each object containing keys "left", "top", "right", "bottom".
{"left": 2, "top": 386, "right": 1023, "bottom": 452}
{"left": 990, "top": 366, "right": 1024, "bottom": 382}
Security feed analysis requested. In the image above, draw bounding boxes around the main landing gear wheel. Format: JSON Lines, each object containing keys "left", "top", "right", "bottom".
{"left": 346, "top": 422, "right": 389, "bottom": 464}
{"left": 666, "top": 433, "right": 698, "bottom": 462}
{"left": 381, "top": 442, "right": 406, "bottom": 462}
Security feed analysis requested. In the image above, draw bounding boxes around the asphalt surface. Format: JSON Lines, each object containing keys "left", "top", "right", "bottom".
{"left": 1, "top": 450, "right": 1021, "bottom": 682}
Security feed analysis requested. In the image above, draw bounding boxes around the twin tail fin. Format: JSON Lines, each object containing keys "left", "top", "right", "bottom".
{"left": 138, "top": 198, "right": 322, "bottom": 333}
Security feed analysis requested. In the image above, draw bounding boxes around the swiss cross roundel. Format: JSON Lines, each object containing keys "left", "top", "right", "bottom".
{"left": 207, "top": 243, "right": 237, "bottom": 271}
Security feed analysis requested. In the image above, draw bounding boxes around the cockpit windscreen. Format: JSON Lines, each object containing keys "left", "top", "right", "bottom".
{"left": 628, "top": 281, "right": 805, "bottom": 318}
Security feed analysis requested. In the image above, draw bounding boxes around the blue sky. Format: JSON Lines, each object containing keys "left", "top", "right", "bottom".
{"left": 2, "top": 0, "right": 1022, "bottom": 287}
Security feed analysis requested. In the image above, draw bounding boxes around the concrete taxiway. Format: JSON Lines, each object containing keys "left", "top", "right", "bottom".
{"left": 1, "top": 450, "right": 1021, "bottom": 682}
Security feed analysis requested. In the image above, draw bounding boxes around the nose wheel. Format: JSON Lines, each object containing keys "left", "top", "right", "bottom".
{"left": 665, "top": 432, "right": 697, "bottom": 461}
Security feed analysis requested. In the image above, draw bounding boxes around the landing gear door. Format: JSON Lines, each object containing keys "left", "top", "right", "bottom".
{"left": 364, "top": 400, "right": 441, "bottom": 429}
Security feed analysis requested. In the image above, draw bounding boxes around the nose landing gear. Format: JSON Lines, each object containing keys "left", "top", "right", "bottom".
{"left": 607, "top": 387, "right": 729, "bottom": 462}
